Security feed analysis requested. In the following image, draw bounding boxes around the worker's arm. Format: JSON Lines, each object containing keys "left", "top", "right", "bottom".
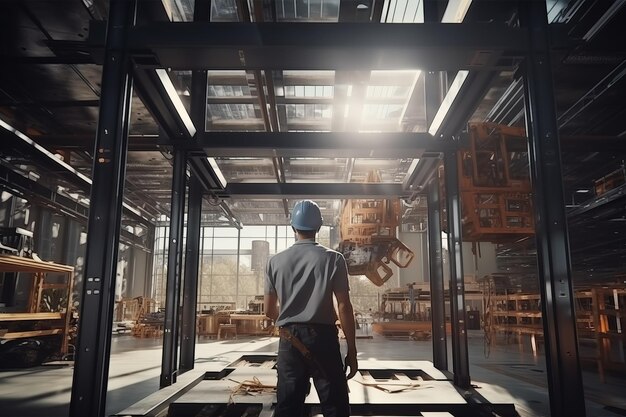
{"left": 264, "top": 260, "right": 279, "bottom": 321}
{"left": 336, "top": 288, "right": 358, "bottom": 379}
{"left": 264, "top": 291, "right": 279, "bottom": 321}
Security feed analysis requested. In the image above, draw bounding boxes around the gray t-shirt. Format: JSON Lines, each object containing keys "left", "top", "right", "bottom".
{"left": 265, "top": 239, "right": 349, "bottom": 327}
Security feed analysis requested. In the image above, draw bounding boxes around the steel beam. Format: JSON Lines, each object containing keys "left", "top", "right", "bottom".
{"left": 179, "top": 0, "right": 207, "bottom": 370}
{"left": 167, "top": 132, "right": 461, "bottom": 157}
{"left": 222, "top": 182, "right": 408, "bottom": 199}
{"left": 83, "top": 21, "right": 526, "bottom": 71}
{"left": 69, "top": 1, "right": 136, "bottom": 416}
{"left": 520, "top": 2, "right": 586, "bottom": 416}
{"left": 180, "top": 175, "right": 202, "bottom": 372}
{"left": 427, "top": 178, "right": 448, "bottom": 371}
{"left": 443, "top": 150, "right": 470, "bottom": 389}
{"left": 160, "top": 148, "right": 187, "bottom": 387}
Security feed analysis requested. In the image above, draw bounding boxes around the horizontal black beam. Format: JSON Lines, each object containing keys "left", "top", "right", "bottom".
{"left": 166, "top": 132, "right": 461, "bottom": 157}
{"left": 221, "top": 182, "right": 408, "bottom": 199}
{"left": 87, "top": 22, "right": 527, "bottom": 70}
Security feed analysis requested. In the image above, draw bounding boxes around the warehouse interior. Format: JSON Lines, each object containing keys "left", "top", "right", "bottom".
{"left": 1, "top": 0, "right": 625, "bottom": 416}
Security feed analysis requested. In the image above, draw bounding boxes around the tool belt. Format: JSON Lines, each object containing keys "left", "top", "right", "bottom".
{"left": 279, "top": 326, "right": 328, "bottom": 379}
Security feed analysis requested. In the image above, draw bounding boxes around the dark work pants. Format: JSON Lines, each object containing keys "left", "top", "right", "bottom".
{"left": 276, "top": 324, "right": 350, "bottom": 417}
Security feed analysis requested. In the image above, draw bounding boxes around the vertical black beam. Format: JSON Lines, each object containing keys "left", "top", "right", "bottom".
{"left": 69, "top": 1, "right": 136, "bottom": 416}
{"left": 423, "top": 0, "right": 447, "bottom": 22}
{"left": 160, "top": 148, "right": 187, "bottom": 387}
{"left": 520, "top": 2, "right": 586, "bottom": 416}
{"left": 180, "top": 176, "right": 202, "bottom": 371}
{"left": 179, "top": 0, "right": 208, "bottom": 373}
{"left": 443, "top": 150, "right": 470, "bottom": 388}
{"left": 427, "top": 178, "right": 448, "bottom": 371}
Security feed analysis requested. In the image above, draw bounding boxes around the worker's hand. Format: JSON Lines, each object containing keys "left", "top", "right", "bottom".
{"left": 344, "top": 350, "right": 358, "bottom": 380}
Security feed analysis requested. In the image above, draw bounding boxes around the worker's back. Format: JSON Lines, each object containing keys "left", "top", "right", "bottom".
{"left": 266, "top": 239, "right": 348, "bottom": 327}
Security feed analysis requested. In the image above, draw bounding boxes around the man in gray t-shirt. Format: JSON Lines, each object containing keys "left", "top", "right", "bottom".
{"left": 265, "top": 200, "right": 357, "bottom": 417}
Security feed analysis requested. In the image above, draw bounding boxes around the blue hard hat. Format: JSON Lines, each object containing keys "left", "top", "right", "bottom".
{"left": 291, "top": 200, "right": 323, "bottom": 231}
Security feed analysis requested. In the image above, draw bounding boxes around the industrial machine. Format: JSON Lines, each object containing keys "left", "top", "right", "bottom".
{"left": 441, "top": 122, "right": 535, "bottom": 242}
{"left": 337, "top": 171, "right": 415, "bottom": 286}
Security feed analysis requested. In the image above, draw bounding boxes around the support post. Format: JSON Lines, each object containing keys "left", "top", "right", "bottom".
{"left": 69, "top": 1, "right": 136, "bottom": 416}
{"left": 520, "top": 2, "right": 586, "bottom": 416}
{"left": 180, "top": 175, "right": 202, "bottom": 372}
{"left": 443, "top": 150, "right": 470, "bottom": 388}
{"left": 179, "top": 0, "right": 207, "bottom": 370}
{"left": 160, "top": 148, "right": 187, "bottom": 387}
{"left": 427, "top": 178, "right": 448, "bottom": 371}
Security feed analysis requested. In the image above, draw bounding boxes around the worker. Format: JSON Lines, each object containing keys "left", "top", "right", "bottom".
{"left": 265, "top": 199, "right": 357, "bottom": 417}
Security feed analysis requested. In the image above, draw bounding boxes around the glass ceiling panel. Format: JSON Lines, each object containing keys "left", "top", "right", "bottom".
{"left": 210, "top": 0, "right": 239, "bottom": 21}
{"left": 285, "top": 157, "right": 348, "bottom": 182}
{"left": 351, "top": 158, "right": 414, "bottom": 183}
{"left": 285, "top": 85, "right": 334, "bottom": 98}
{"left": 208, "top": 85, "right": 252, "bottom": 97}
{"left": 214, "top": 157, "right": 277, "bottom": 183}
{"left": 162, "top": 0, "right": 195, "bottom": 21}
{"left": 381, "top": 0, "right": 424, "bottom": 23}
{"left": 205, "top": 71, "right": 264, "bottom": 131}
{"left": 275, "top": 0, "right": 340, "bottom": 22}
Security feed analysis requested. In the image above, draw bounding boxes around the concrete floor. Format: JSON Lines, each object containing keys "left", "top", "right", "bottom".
{"left": 0, "top": 330, "right": 624, "bottom": 417}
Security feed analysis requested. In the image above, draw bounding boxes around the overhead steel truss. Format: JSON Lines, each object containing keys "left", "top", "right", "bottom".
{"left": 164, "top": 131, "right": 460, "bottom": 158}
{"left": 66, "top": 1, "right": 587, "bottom": 417}
{"left": 84, "top": 21, "right": 528, "bottom": 71}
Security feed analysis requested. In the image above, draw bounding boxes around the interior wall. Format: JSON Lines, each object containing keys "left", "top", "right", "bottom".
{"left": 462, "top": 241, "right": 498, "bottom": 282}
{"left": 129, "top": 248, "right": 150, "bottom": 298}
{"left": 397, "top": 231, "right": 429, "bottom": 286}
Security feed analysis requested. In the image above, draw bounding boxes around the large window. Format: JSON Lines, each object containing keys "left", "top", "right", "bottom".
{"left": 152, "top": 224, "right": 334, "bottom": 309}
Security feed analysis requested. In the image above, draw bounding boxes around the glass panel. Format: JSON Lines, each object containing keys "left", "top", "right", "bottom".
{"left": 276, "top": 0, "right": 340, "bottom": 22}
{"left": 382, "top": 0, "right": 424, "bottom": 23}
{"left": 162, "top": 0, "right": 195, "bottom": 21}
{"left": 286, "top": 104, "right": 332, "bottom": 120}
{"left": 363, "top": 104, "right": 404, "bottom": 119}
{"left": 207, "top": 104, "right": 257, "bottom": 120}
{"left": 208, "top": 85, "right": 252, "bottom": 97}
{"left": 210, "top": 0, "right": 239, "bottom": 21}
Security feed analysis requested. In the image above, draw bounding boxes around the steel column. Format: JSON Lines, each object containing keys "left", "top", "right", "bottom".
{"left": 179, "top": 0, "right": 208, "bottom": 371}
{"left": 443, "top": 150, "right": 470, "bottom": 388}
{"left": 160, "top": 148, "right": 187, "bottom": 387}
{"left": 180, "top": 175, "right": 202, "bottom": 372}
{"left": 427, "top": 178, "right": 448, "bottom": 371}
{"left": 69, "top": 1, "right": 136, "bottom": 416}
{"left": 520, "top": 2, "right": 586, "bottom": 416}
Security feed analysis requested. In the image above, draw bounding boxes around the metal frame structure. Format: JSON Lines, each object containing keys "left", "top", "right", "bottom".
{"left": 69, "top": 1, "right": 136, "bottom": 416}
{"left": 67, "top": 1, "right": 587, "bottom": 416}
{"left": 443, "top": 150, "right": 471, "bottom": 389}
{"left": 520, "top": 2, "right": 586, "bottom": 416}
{"left": 160, "top": 148, "right": 187, "bottom": 387}
{"left": 427, "top": 178, "right": 447, "bottom": 371}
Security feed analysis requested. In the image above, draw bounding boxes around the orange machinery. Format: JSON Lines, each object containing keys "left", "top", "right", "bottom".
{"left": 337, "top": 171, "right": 415, "bottom": 286}
{"left": 441, "top": 123, "right": 535, "bottom": 242}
